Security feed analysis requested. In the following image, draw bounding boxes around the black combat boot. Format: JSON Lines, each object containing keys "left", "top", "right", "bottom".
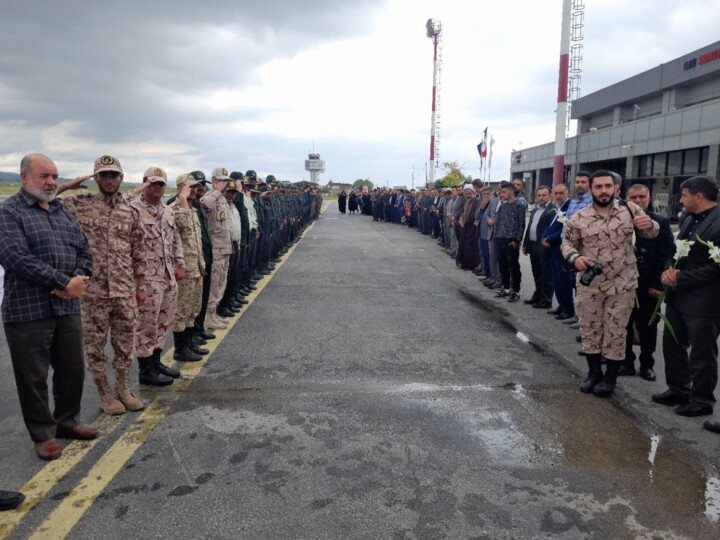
{"left": 138, "top": 356, "right": 173, "bottom": 386}
{"left": 593, "top": 359, "right": 620, "bottom": 397}
{"left": 153, "top": 349, "right": 180, "bottom": 379}
{"left": 580, "top": 354, "right": 604, "bottom": 394}
{"left": 173, "top": 332, "right": 202, "bottom": 362}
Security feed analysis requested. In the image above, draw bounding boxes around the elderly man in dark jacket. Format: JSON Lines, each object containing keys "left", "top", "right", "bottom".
{"left": 620, "top": 184, "right": 674, "bottom": 381}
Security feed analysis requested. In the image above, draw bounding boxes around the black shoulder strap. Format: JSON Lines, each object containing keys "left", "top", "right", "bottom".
{"left": 618, "top": 199, "right": 635, "bottom": 220}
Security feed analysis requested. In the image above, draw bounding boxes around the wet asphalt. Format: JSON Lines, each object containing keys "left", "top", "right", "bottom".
{"left": 1, "top": 203, "right": 720, "bottom": 539}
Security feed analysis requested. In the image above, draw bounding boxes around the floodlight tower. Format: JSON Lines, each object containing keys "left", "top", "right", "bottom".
{"left": 304, "top": 152, "right": 325, "bottom": 185}
{"left": 426, "top": 18, "right": 442, "bottom": 186}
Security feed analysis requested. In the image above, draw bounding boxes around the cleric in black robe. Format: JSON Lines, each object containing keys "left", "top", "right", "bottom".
{"left": 362, "top": 193, "right": 372, "bottom": 215}
{"left": 455, "top": 184, "right": 481, "bottom": 270}
{"left": 338, "top": 191, "right": 347, "bottom": 214}
{"left": 348, "top": 191, "right": 359, "bottom": 214}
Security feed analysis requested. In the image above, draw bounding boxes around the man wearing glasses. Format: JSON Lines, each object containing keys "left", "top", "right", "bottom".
{"left": 58, "top": 155, "right": 147, "bottom": 414}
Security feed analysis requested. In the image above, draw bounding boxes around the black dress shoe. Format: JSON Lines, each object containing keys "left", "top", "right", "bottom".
{"left": 639, "top": 368, "right": 656, "bottom": 381}
{"left": 555, "top": 312, "right": 573, "bottom": 320}
{"left": 190, "top": 343, "right": 210, "bottom": 356}
{"left": 652, "top": 389, "right": 690, "bottom": 406}
{"left": 523, "top": 299, "right": 537, "bottom": 305}
{"left": 191, "top": 334, "right": 208, "bottom": 346}
{"left": 200, "top": 331, "right": 216, "bottom": 340}
{"left": 703, "top": 421, "right": 720, "bottom": 434}
{"left": 675, "top": 402, "right": 713, "bottom": 417}
{"left": 0, "top": 490, "right": 25, "bottom": 511}
{"left": 532, "top": 301, "right": 552, "bottom": 309}
{"left": 173, "top": 346, "right": 203, "bottom": 362}
{"left": 617, "top": 366, "right": 636, "bottom": 377}
{"left": 547, "top": 308, "right": 560, "bottom": 315}
{"left": 217, "top": 308, "right": 235, "bottom": 318}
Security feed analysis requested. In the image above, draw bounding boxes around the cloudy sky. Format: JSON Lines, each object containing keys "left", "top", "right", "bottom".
{"left": 1, "top": 0, "right": 718, "bottom": 186}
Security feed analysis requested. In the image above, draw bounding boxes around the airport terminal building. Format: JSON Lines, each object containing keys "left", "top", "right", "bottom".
{"left": 511, "top": 41, "right": 720, "bottom": 219}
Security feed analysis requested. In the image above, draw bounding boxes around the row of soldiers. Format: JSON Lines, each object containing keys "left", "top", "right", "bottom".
{"left": 58, "top": 156, "right": 322, "bottom": 415}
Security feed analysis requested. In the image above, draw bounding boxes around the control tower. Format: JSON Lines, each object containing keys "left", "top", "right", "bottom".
{"left": 304, "top": 153, "right": 325, "bottom": 184}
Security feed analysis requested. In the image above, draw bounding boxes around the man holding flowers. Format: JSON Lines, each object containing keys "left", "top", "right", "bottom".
{"left": 652, "top": 176, "right": 720, "bottom": 423}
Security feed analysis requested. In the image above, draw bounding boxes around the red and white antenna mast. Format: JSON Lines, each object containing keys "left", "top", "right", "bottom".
{"left": 426, "top": 19, "right": 442, "bottom": 186}
{"left": 553, "top": 0, "right": 584, "bottom": 186}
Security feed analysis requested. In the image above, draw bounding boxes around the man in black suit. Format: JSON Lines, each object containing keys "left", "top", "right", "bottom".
{"left": 651, "top": 176, "right": 720, "bottom": 420}
{"left": 620, "top": 184, "right": 674, "bottom": 381}
{"left": 522, "top": 186, "right": 556, "bottom": 308}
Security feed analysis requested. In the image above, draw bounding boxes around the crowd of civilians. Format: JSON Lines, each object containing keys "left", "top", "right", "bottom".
{"left": 362, "top": 172, "right": 720, "bottom": 435}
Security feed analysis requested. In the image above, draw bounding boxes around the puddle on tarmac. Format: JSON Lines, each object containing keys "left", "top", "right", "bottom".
{"left": 519, "top": 383, "right": 720, "bottom": 530}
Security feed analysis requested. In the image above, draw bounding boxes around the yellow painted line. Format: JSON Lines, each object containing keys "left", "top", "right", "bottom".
{"left": 0, "top": 414, "right": 123, "bottom": 537}
{"left": 21, "top": 210, "right": 327, "bottom": 539}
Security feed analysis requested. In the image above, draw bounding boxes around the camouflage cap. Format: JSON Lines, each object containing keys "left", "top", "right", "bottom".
{"left": 189, "top": 170, "right": 207, "bottom": 184}
{"left": 144, "top": 166, "right": 167, "bottom": 184}
{"left": 94, "top": 155, "right": 123, "bottom": 174}
{"left": 176, "top": 173, "right": 199, "bottom": 187}
{"left": 211, "top": 167, "right": 231, "bottom": 181}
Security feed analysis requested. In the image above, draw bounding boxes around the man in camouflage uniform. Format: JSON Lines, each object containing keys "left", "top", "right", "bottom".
{"left": 201, "top": 167, "right": 233, "bottom": 330}
{"left": 170, "top": 174, "right": 206, "bottom": 363}
{"left": 130, "top": 167, "right": 185, "bottom": 386}
{"left": 58, "top": 155, "right": 145, "bottom": 415}
{"left": 561, "top": 170, "right": 658, "bottom": 397}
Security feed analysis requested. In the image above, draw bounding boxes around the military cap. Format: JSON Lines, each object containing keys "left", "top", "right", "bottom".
{"left": 143, "top": 166, "right": 167, "bottom": 184}
{"left": 94, "top": 155, "right": 123, "bottom": 174}
{"left": 189, "top": 170, "right": 207, "bottom": 184}
{"left": 245, "top": 170, "right": 257, "bottom": 180}
{"left": 211, "top": 167, "right": 231, "bottom": 181}
{"left": 176, "top": 173, "right": 199, "bottom": 187}
{"left": 230, "top": 171, "right": 244, "bottom": 181}
{"left": 265, "top": 174, "right": 277, "bottom": 184}
{"left": 225, "top": 180, "right": 240, "bottom": 192}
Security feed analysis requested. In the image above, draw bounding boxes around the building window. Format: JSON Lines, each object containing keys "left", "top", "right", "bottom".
{"left": 683, "top": 148, "right": 700, "bottom": 175}
{"left": 700, "top": 147, "right": 709, "bottom": 174}
{"left": 667, "top": 151, "right": 682, "bottom": 176}
{"left": 637, "top": 155, "right": 650, "bottom": 177}
{"left": 652, "top": 153, "right": 667, "bottom": 176}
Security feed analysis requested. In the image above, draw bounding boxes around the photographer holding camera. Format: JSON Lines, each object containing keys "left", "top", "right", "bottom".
{"left": 561, "top": 170, "right": 658, "bottom": 397}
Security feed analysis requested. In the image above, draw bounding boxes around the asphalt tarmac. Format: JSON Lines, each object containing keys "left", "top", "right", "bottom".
{"left": 1, "top": 202, "right": 719, "bottom": 539}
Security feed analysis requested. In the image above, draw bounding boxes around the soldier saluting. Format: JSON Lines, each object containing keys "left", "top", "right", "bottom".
{"left": 58, "top": 155, "right": 146, "bottom": 415}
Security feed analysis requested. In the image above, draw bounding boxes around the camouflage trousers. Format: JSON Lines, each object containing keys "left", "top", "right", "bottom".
{"left": 80, "top": 295, "right": 138, "bottom": 375}
{"left": 173, "top": 276, "right": 202, "bottom": 332}
{"left": 135, "top": 280, "right": 178, "bottom": 357}
{"left": 207, "top": 251, "right": 230, "bottom": 316}
{"left": 576, "top": 287, "right": 634, "bottom": 361}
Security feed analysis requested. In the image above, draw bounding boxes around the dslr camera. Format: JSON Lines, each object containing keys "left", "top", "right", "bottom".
{"left": 580, "top": 262, "right": 603, "bottom": 286}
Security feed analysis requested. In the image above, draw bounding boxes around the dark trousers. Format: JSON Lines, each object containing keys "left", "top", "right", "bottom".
{"left": 246, "top": 232, "right": 257, "bottom": 279}
{"left": 495, "top": 238, "right": 521, "bottom": 292}
{"left": 624, "top": 289, "right": 659, "bottom": 368}
{"left": 663, "top": 303, "right": 720, "bottom": 406}
{"left": 194, "top": 261, "right": 212, "bottom": 331}
{"left": 4, "top": 315, "right": 85, "bottom": 442}
{"left": 550, "top": 247, "right": 575, "bottom": 315}
{"left": 480, "top": 238, "right": 492, "bottom": 279}
{"left": 528, "top": 241, "right": 554, "bottom": 303}
{"left": 220, "top": 243, "right": 240, "bottom": 308}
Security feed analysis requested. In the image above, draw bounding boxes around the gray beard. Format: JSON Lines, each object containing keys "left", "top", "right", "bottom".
{"left": 27, "top": 186, "right": 56, "bottom": 203}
